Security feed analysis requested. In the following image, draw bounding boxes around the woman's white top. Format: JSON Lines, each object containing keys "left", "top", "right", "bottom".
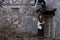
{"left": 37, "top": 21, "right": 45, "bottom": 29}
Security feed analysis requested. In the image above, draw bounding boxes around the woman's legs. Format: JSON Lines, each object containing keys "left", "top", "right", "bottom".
{"left": 38, "top": 29, "right": 44, "bottom": 37}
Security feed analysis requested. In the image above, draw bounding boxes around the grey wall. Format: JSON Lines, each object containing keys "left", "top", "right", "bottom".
{"left": 2, "top": 5, "right": 38, "bottom": 35}
{"left": 2, "top": 0, "right": 60, "bottom": 38}
{"left": 46, "top": 0, "right": 60, "bottom": 39}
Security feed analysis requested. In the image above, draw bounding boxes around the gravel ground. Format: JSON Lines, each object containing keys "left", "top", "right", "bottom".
{"left": 0, "top": 28, "right": 57, "bottom": 40}
{"left": 0, "top": 32, "right": 57, "bottom": 40}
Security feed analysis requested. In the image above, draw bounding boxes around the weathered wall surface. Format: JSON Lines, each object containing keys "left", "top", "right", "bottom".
{"left": 1, "top": 0, "right": 60, "bottom": 38}
{"left": 2, "top": 4, "right": 38, "bottom": 35}
{"left": 2, "top": 0, "right": 38, "bottom": 35}
{"left": 46, "top": 0, "right": 60, "bottom": 39}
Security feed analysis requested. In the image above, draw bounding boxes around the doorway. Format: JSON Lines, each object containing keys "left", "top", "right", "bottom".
{"left": 37, "top": 15, "right": 54, "bottom": 38}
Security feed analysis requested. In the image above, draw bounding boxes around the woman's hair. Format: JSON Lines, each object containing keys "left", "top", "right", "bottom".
{"left": 38, "top": 15, "right": 44, "bottom": 23}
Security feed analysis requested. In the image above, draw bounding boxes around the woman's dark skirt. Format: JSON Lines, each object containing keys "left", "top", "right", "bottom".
{"left": 38, "top": 29, "right": 44, "bottom": 37}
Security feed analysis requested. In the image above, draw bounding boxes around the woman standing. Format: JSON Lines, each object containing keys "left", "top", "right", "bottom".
{"left": 37, "top": 15, "right": 45, "bottom": 37}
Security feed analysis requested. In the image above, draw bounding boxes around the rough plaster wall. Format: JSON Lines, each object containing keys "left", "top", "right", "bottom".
{"left": 54, "top": 0, "right": 60, "bottom": 38}
{"left": 19, "top": 5, "right": 38, "bottom": 35}
{"left": 2, "top": 5, "right": 38, "bottom": 35}
{"left": 18, "top": 5, "right": 38, "bottom": 35}
{"left": 3, "top": 0, "right": 60, "bottom": 37}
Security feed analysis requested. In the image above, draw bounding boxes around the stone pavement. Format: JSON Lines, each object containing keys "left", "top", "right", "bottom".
{"left": 0, "top": 29, "right": 57, "bottom": 40}
{"left": 0, "top": 33, "right": 56, "bottom": 40}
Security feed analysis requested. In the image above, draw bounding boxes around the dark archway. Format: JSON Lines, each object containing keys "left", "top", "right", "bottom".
{"left": 36, "top": 7, "right": 56, "bottom": 37}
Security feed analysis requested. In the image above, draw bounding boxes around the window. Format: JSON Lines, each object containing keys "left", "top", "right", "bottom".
{"left": 3, "top": 0, "right": 36, "bottom": 5}
{"left": 12, "top": 8, "right": 19, "bottom": 20}
{"left": 23, "top": 0, "right": 35, "bottom": 4}
{"left": 3, "top": 0, "right": 9, "bottom": 4}
{"left": 12, "top": 8, "right": 19, "bottom": 25}
{"left": 29, "top": 0, "right": 35, "bottom": 4}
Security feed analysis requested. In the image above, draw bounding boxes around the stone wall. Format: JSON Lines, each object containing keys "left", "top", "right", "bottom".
{"left": 1, "top": 0, "right": 60, "bottom": 39}
{"left": 2, "top": 4, "right": 38, "bottom": 35}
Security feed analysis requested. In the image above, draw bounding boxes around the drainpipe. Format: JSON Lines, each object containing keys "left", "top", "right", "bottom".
{"left": 49, "top": 17, "right": 50, "bottom": 37}
{"left": 34, "top": 0, "right": 38, "bottom": 8}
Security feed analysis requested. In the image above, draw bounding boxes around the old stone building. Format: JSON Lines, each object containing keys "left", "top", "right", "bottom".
{"left": 0, "top": 0, "right": 60, "bottom": 39}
